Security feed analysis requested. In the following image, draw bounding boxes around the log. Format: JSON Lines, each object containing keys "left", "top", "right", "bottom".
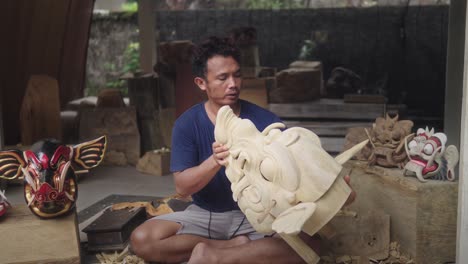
{"left": 346, "top": 160, "right": 458, "bottom": 264}
{"left": 0, "top": 205, "right": 80, "bottom": 264}
{"left": 20, "top": 75, "right": 62, "bottom": 145}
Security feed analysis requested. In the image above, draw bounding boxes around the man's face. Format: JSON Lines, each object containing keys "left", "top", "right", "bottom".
{"left": 196, "top": 55, "right": 242, "bottom": 106}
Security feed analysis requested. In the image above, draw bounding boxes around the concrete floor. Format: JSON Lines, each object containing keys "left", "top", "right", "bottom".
{"left": 5, "top": 165, "right": 176, "bottom": 213}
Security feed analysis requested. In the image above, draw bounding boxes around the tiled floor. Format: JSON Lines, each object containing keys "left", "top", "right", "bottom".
{"left": 4, "top": 165, "right": 176, "bottom": 214}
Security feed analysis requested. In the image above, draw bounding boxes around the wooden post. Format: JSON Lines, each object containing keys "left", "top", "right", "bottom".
{"left": 138, "top": 0, "right": 157, "bottom": 74}
{"left": 446, "top": 0, "right": 468, "bottom": 263}
{"left": 0, "top": 102, "right": 3, "bottom": 150}
{"left": 457, "top": 0, "right": 468, "bottom": 262}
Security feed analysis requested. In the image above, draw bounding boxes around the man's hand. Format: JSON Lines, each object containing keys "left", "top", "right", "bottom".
{"left": 212, "top": 142, "right": 230, "bottom": 166}
{"left": 343, "top": 175, "right": 356, "bottom": 206}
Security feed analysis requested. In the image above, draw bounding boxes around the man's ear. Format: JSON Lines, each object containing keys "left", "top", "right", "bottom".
{"left": 194, "top": 77, "right": 207, "bottom": 91}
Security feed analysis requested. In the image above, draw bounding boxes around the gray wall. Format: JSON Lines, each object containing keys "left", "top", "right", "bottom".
{"left": 86, "top": 6, "right": 448, "bottom": 119}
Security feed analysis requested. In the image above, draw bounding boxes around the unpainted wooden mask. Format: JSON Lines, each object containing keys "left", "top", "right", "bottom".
{"left": 214, "top": 106, "right": 366, "bottom": 233}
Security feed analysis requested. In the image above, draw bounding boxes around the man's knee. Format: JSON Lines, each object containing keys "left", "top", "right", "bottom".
{"left": 130, "top": 219, "right": 181, "bottom": 260}
{"left": 130, "top": 226, "right": 151, "bottom": 256}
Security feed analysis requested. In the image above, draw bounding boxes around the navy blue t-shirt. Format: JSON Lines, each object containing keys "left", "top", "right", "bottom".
{"left": 170, "top": 99, "right": 282, "bottom": 212}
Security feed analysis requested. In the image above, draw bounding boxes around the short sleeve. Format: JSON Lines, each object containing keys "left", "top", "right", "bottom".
{"left": 170, "top": 118, "right": 199, "bottom": 172}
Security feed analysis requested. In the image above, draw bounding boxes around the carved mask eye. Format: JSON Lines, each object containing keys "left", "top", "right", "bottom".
{"left": 259, "top": 157, "right": 276, "bottom": 182}
{"left": 408, "top": 140, "right": 417, "bottom": 149}
{"left": 423, "top": 143, "right": 434, "bottom": 155}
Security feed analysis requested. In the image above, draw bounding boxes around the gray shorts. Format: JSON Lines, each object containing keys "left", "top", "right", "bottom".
{"left": 150, "top": 204, "right": 272, "bottom": 240}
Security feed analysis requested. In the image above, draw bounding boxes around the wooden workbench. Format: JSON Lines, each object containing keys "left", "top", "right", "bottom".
{"left": 0, "top": 205, "right": 80, "bottom": 264}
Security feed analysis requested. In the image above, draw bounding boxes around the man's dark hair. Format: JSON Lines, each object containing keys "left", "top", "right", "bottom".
{"left": 192, "top": 36, "right": 241, "bottom": 78}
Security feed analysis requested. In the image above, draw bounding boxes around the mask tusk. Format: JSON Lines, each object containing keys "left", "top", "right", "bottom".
{"left": 27, "top": 194, "right": 36, "bottom": 206}
{"left": 398, "top": 133, "right": 414, "bottom": 154}
{"left": 335, "top": 139, "right": 369, "bottom": 165}
{"left": 59, "top": 162, "right": 71, "bottom": 192}
{"left": 415, "top": 169, "right": 427, "bottom": 182}
{"left": 21, "top": 167, "right": 37, "bottom": 192}
{"left": 404, "top": 134, "right": 412, "bottom": 160}
{"left": 65, "top": 192, "right": 75, "bottom": 202}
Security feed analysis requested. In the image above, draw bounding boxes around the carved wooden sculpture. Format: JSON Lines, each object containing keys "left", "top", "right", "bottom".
{"left": 214, "top": 106, "right": 368, "bottom": 264}
{"left": 404, "top": 127, "right": 459, "bottom": 182}
{"left": 0, "top": 136, "right": 107, "bottom": 218}
{"left": 362, "top": 114, "right": 413, "bottom": 168}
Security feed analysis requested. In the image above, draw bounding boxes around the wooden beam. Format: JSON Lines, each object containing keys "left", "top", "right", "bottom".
{"left": 138, "top": 0, "right": 157, "bottom": 73}
{"left": 0, "top": 102, "right": 3, "bottom": 150}
{"left": 458, "top": 5, "right": 468, "bottom": 264}
{"left": 447, "top": 0, "right": 468, "bottom": 263}
{"left": 269, "top": 99, "right": 387, "bottom": 120}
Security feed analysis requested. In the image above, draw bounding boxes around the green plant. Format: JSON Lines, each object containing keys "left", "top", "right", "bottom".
{"left": 122, "top": 42, "right": 140, "bottom": 74}
{"left": 121, "top": 1, "right": 138, "bottom": 13}
{"left": 102, "top": 42, "right": 140, "bottom": 96}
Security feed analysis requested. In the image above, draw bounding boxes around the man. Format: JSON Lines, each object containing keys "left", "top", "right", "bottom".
{"left": 130, "top": 36, "right": 355, "bottom": 263}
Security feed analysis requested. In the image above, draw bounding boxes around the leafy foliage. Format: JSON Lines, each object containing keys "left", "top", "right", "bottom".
{"left": 121, "top": 1, "right": 138, "bottom": 13}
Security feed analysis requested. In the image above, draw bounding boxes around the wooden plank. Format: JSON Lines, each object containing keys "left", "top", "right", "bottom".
{"left": 159, "top": 107, "right": 176, "bottom": 148}
{"left": 138, "top": 0, "right": 157, "bottom": 74}
{"left": 446, "top": 1, "right": 468, "bottom": 263}
{"left": 0, "top": 102, "right": 3, "bottom": 150}
{"left": 269, "top": 99, "right": 385, "bottom": 120}
{"left": 284, "top": 121, "right": 373, "bottom": 137}
{"left": 0, "top": 205, "right": 80, "bottom": 264}
{"left": 347, "top": 161, "right": 458, "bottom": 264}
{"left": 320, "top": 137, "right": 346, "bottom": 154}
{"left": 343, "top": 94, "right": 387, "bottom": 104}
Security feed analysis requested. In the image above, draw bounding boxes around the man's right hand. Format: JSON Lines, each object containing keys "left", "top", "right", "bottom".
{"left": 212, "top": 142, "right": 230, "bottom": 166}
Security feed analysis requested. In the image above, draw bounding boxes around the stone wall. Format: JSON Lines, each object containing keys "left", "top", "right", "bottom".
{"left": 86, "top": 13, "right": 138, "bottom": 95}
{"left": 86, "top": 5, "right": 448, "bottom": 117}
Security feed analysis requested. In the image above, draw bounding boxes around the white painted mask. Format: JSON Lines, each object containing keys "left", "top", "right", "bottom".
{"left": 404, "top": 127, "right": 459, "bottom": 182}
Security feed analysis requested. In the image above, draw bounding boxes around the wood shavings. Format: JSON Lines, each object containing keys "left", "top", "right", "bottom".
{"left": 96, "top": 246, "right": 147, "bottom": 264}
{"left": 111, "top": 201, "right": 173, "bottom": 217}
{"left": 321, "top": 242, "right": 413, "bottom": 264}
{"left": 375, "top": 242, "right": 414, "bottom": 264}
{"left": 153, "top": 147, "right": 170, "bottom": 154}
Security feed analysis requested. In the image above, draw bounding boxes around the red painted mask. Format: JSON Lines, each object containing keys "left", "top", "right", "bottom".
{"left": 0, "top": 136, "right": 107, "bottom": 218}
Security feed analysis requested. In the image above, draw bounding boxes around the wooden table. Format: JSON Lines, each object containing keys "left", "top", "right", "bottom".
{"left": 0, "top": 205, "right": 80, "bottom": 264}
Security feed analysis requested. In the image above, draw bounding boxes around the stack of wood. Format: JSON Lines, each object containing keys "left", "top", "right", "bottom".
{"left": 269, "top": 61, "right": 323, "bottom": 104}
{"left": 78, "top": 89, "right": 140, "bottom": 166}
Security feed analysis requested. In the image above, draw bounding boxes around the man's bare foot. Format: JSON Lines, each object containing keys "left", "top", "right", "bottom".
{"left": 188, "top": 242, "right": 218, "bottom": 264}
